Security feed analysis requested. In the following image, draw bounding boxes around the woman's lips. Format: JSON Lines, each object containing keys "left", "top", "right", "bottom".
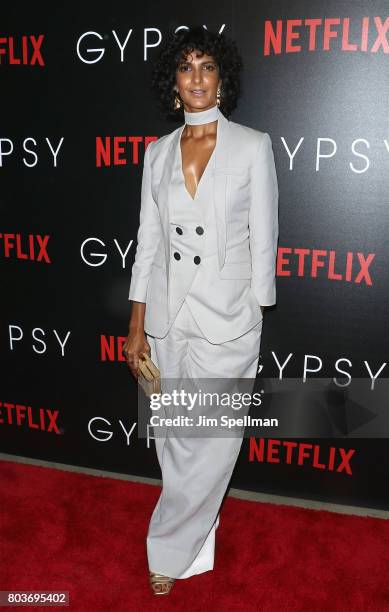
{"left": 190, "top": 90, "right": 206, "bottom": 96}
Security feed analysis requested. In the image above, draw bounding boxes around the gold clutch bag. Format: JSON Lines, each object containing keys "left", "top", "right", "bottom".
{"left": 138, "top": 351, "right": 161, "bottom": 397}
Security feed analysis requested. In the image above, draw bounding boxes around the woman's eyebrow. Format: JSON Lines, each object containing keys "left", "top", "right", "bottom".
{"left": 179, "top": 58, "right": 216, "bottom": 65}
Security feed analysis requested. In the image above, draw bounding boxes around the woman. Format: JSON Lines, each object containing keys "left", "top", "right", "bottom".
{"left": 124, "top": 26, "right": 279, "bottom": 596}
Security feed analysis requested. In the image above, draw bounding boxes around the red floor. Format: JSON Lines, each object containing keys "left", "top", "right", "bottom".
{"left": 1, "top": 459, "right": 389, "bottom": 611}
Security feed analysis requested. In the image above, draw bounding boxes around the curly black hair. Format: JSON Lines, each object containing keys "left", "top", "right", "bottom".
{"left": 150, "top": 26, "right": 243, "bottom": 122}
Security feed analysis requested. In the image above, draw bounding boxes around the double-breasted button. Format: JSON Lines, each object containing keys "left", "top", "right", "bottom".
{"left": 194, "top": 255, "right": 201, "bottom": 265}
{"left": 176, "top": 226, "right": 183, "bottom": 235}
{"left": 173, "top": 251, "right": 181, "bottom": 260}
{"left": 195, "top": 226, "right": 204, "bottom": 235}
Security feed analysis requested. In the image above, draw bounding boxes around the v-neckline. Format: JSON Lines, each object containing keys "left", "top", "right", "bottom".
{"left": 179, "top": 121, "right": 218, "bottom": 201}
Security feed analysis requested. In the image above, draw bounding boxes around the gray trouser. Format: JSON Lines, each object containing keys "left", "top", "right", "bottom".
{"left": 146, "top": 299, "right": 262, "bottom": 579}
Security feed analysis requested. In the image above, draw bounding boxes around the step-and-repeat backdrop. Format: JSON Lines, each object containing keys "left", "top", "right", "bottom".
{"left": 2, "top": 2, "right": 389, "bottom": 510}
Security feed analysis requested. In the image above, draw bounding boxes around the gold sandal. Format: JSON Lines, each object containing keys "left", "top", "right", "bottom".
{"left": 149, "top": 571, "right": 176, "bottom": 596}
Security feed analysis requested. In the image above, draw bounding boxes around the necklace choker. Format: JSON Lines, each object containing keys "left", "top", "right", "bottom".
{"left": 184, "top": 104, "right": 219, "bottom": 125}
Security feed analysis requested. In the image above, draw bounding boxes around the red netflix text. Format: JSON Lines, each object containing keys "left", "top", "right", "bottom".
{"left": 0, "top": 401, "right": 60, "bottom": 433}
{"left": 100, "top": 335, "right": 127, "bottom": 361}
{"left": 96, "top": 137, "right": 158, "bottom": 167}
{"left": 277, "top": 247, "right": 375, "bottom": 285}
{"left": 0, "top": 35, "right": 45, "bottom": 65}
{"left": 0, "top": 233, "right": 51, "bottom": 262}
{"left": 249, "top": 438, "right": 355, "bottom": 475}
{"left": 264, "top": 17, "right": 389, "bottom": 55}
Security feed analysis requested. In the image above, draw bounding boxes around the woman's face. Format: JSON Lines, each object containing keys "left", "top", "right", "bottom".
{"left": 175, "top": 48, "right": 222, "bottom": 112}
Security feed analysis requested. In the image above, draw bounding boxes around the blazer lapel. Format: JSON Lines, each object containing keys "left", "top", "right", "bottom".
{"left": 211, "top": 108, "right": 230, "bottom": 270}
{"left": 156, "top": 124, "right": 185, "bottom": 294}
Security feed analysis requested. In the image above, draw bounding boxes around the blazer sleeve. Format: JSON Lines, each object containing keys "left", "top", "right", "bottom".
{"left": 248, "top": 132, "right": 279, "bottom": 306}
{"left": 128, "top": 140, "right": 162, "bottom": 303}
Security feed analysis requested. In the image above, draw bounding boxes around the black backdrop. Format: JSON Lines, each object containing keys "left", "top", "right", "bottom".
{"left": 2, "top": 1, "right": 389, "bottom": 510}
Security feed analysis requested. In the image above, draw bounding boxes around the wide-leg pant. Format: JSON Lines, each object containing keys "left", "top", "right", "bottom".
{"left": 145, "top": 299, "right": 262, "bottom": 579}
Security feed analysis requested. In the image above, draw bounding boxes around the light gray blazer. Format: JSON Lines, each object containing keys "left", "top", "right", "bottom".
{"left": 128, "top": 107, "right": 279, "bottom": 344}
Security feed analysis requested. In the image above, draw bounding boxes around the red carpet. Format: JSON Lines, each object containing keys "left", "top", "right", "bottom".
{"left": 1, "top": 459, "right": 389, "bottom": 611}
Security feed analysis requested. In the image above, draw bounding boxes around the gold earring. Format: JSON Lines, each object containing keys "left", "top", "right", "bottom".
{"left": 216, "top": 87, "right": 221, "bottom": 107}
{"left": 173, "top": 90, "right": 182, "bottom": 110}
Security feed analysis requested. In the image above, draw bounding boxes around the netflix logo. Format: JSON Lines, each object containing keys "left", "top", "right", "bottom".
{"left": 277, "top": 247, "right": 375, "bottom": 285}
{"left": 0, "top": 400, "right": 61, "bottom": 434}
{"left": 0, "top": 233, "right": 51, "bottom": 263}
{"left": 0, "top": 35, "right": 45, "bottom": 66}
{"left": 249, "top": 438, "right": 355, "bottom": 475}
{"left": 100, "top": 335, "right": 127, "bottom": 362}
{"left": 96, "top": 137, "right": 157, "bottom": 167}
{"left": 264, "top": 16, "right": 389, "bottom": 55}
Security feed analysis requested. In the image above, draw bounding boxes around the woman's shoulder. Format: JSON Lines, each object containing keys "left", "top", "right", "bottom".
{"left": 147, "top": 126, "right": 180, "bottom": 159}
{"left": 228, "top": 118, "right": 270, "bottom": 146}
{"left": 227, "top": 118, "right": 272, "bottom": 159}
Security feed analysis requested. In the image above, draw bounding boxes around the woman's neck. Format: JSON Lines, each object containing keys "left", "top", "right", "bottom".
{"left": 183, "top": 104, "right": 219, "bottom": 125}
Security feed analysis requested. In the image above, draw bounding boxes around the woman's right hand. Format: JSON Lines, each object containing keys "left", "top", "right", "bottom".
{"left": 123, "top": 329, "right": 151, "bottom": 380}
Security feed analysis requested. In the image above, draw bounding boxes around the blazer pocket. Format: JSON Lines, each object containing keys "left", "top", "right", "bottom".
{"left": 213, "top": 166, "right": 249, "bottom": 176}
{"left": 219, "top": 260, "right": 252, "bottom": 279}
